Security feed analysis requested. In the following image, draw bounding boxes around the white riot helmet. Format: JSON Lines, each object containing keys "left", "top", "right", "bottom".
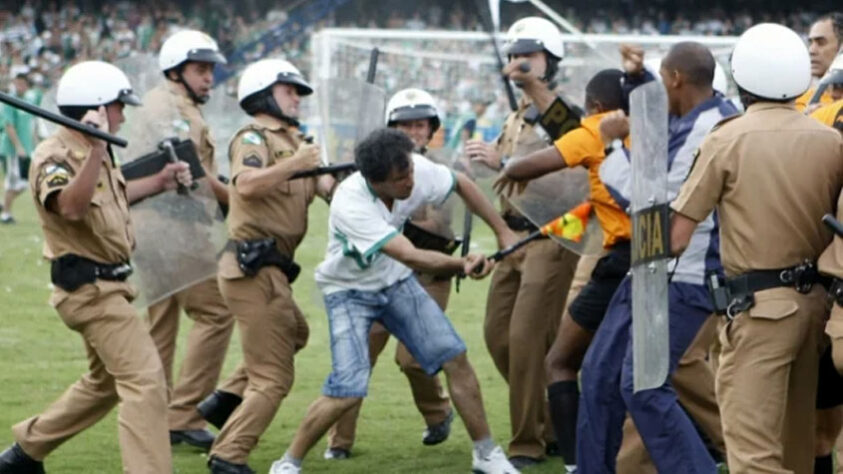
{"left": 504, "top": 17, "right": 565, "bottom": 60}
{"left": 57, "top": 60, "right": 140, "bottom": 119}
{"left": 159, "top": 29, "right": 226, "bottom": 73}
{"left": 237, "top": 59, "right": 313, "bottom": 126}
{"left": 730, "top": 23, "right": 811, "bottom": 100}
{"left": 159, "top": 30, "right": 226, "bottom": 104}
{"left": 504, "top": 17, "right": 564, "bottom": 82}
{"left": 385, "top": 88, "right": 441, "bottom": 134}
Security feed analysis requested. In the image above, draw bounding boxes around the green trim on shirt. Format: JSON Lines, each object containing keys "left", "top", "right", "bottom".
{"left": 335, "top": 229, "right": 399, "bottom": 270}
{"left": 438, "top": 170, "right": 458, "bottom": 206}
{"left": 365, "top": 179, "right": 378, "bottom": 201}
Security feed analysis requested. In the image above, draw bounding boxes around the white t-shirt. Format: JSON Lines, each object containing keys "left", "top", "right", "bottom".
{"left": 315, "top": 154, "right": 457, "bottom": 294}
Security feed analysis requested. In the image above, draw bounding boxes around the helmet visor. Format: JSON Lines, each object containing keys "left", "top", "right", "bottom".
{"left": 505, "top": 39, "right": 546, "bottom": 57}
{"left": 186, "top": 48, "right": 227, "bottom": 65}
{"left": 387, "top": 105, "right": 438, "bottom": 124}
{"left": 117, "top": 88, "right": 142, "bottom": 106}
{"left": 277, "top": 72, "right": 314, "bottom": 96}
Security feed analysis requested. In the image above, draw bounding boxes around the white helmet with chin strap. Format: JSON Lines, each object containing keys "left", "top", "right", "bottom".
{"left": 159, "top": 29, "right": 226, "bottom": 73}
{"left": 159, "top": 29, "right": 226, "bottom": 103}
{"left": 57, "top": 60, "right": 141, "bottom": 118}
{"left": 504, "top": 17, "right": 565, "bottom": 60}
{"left": 237, "top": 58, "right": 313, "bottom": 126}
{"left": 384, "top": 88, "right": 441, "bottom": 133}
{"left": 730, "top": 23, "right": 811, "bottom": 100}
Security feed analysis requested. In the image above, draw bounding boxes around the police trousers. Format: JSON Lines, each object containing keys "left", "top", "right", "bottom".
{"left": 210, "top": 266, "right": 309, "bottom": 463}
{"left": 13, "top": 282, "right": 172, "bottom": 473}
{"left": 146, "top": 276, "right": 235, "bottom": 431}
{"left": 484, "top": 236, "right": 579, "bottom": 458}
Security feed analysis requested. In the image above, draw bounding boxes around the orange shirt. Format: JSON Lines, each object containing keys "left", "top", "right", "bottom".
{"left": 554, "top": 112, "right": 631, "bottom": 248}
{"left": 795, "top": 86, "right": 834, "bottom": 112}
{"left": 810, "top": 99, "right": 843, "bottom": 130}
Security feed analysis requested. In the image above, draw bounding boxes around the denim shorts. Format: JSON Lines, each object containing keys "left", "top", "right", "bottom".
{"left": 321, "top": 276, "right": 467, "bottom": 398}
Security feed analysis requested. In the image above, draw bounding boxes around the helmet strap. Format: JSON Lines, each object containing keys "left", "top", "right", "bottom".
{"left": 172, "top": 66, "right": 209, "bottom": 105}
{"left": 263, "top": 90, "right": 300, "bottom": 127}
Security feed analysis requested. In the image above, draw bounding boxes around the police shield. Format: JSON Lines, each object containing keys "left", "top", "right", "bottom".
{"left": 629, "top": 81, "right": 670, "bottom": 392}
{"left": 315, "top": 77, "right": 386, "bottom": 165}
{"left": 505, "top": 126, "right": 603, "bottom": 256}
{"left": 120, "top": 72, "right": 227, "bottom": 308}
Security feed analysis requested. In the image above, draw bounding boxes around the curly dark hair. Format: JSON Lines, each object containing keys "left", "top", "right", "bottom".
{"left": 354, "top": 127, "right": 414, "bottom": 183}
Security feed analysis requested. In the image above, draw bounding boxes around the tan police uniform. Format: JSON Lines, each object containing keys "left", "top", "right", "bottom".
{"left": 142, "top": 80, "right": 234, "bottom": 432}
{"left": 673, "top": 102, "right": 843, "bottom": 474}
{"left": 11, "top": 127, "right": 172, "bottom": 473}
{"left": 327, "top": 153, "right": 454, "bottom": 452}
{"left": 210, "top": 115, "right": 313, "bottom": 464}
{"left": 484, "top": 96, "right": 580, "bottom": 458}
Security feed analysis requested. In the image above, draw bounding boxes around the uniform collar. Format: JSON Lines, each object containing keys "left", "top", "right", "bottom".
{"left": 164, "top": 79, "right": 198, "bottom": 109}
{"left": 254, "top": 114, "right": 290, "bottom": 132}
{"left": 745, "top": 102, "right": 796, "bottom": 114}
{"left": 56, "top": 126, "right": 93, "bottom": 161}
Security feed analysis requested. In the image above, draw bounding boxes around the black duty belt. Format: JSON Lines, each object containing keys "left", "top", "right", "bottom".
{"left": 706, "top": 260, "right": 827, "bottom": 319}
{"left": 226, "top": 238, "right": 300, "bottom": 283}
{"left": 51, "top": 254, "right": 133, "bottom": 292}
{"left": 503, "top": 213, "right": 539, "bottom": 233}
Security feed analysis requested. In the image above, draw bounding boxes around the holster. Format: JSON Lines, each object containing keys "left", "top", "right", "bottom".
{"left": 229, "top": 238, "right": 300, "bottom": 283}
{"left": 50, "top": 254, "right": 133, "bottom": 292}
{"left": 706, "top": 260, "right": 826, "bottom": 319}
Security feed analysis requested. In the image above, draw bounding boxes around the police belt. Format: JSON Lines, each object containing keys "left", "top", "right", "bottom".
{"left": 503, "top": 213, "right": 539, "bottom": 233}
{"left": 50, "top": 254, "right": 133, "bottom": 292}
{"left": 226, "top": 238, "right": 300, "bottom": 283}
{"left": 711, "top": 260, "right": 828, "bottom": 319}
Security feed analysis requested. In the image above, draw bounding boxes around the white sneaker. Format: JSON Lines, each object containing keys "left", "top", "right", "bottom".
{"left": 268, "top": 459, "right": 300, "bottom": 474}
{"left": 472, "top": 446, "right": 520, "bottom": 474}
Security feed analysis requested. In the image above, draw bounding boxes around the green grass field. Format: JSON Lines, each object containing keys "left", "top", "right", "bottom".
{"left": 0, "top": 191, "right": 564, "bottom": 473}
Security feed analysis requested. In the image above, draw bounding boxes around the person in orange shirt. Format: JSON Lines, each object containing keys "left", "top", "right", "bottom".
{"left": 498, "top": 69, "right": 631, "bottom": 472}
{"left": 796, "top": 13, "right": 842, "bottom": 112}
{"left": 810, "top": 59, "right": 843, "bottom": 131}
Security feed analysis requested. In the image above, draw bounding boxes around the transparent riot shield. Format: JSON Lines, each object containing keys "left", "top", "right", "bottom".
{"left": 119, "top": 62, "right": 227, "bottom": 309}
{"left": 629, "top": 81, "right": 670, "bottom": 393}
{"left": 315, "top": 77, "right": 387, "bottom": 165}
{"left": 505, "top": 126, "right": 603, "bottom": 255}
{"left": 203, "top": 84, "right": 250, "bottom": 178}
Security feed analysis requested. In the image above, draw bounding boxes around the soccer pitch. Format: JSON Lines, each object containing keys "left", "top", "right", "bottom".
{"left": 0, "top": 192, "right": 563, "bottom": 473}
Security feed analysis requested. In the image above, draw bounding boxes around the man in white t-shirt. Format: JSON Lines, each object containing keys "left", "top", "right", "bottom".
{"left": 269, "top": 128, "right": 520, "bottom": 474}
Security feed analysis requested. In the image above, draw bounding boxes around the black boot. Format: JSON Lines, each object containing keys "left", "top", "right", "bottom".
{"left": 170, "top": 429, "right": 216, "bottom": 450}
{"left": 0, "top": 443, "right": 45, "bottom": 474}
{"left": 198, "top": 390, "right": 243, "bottom": 430}
{"left": 208, "top": 456, "right": 254, "bottom": 474}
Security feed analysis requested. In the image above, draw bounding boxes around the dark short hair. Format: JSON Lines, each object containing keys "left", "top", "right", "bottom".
{"left": 663, "top": 41, "right": 715, "bottom": 88}
{"left": 815, "top": 12, "right": 843, "bottom": 44}
{"left": 584, "top": 69, "right": 625, "bottom": 112}
{"left": 354, "top": 128, "right": 414, "bottom": 183}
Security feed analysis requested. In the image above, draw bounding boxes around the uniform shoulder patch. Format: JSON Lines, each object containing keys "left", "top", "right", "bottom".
{"left": 43, "top": 163, "right": 72, "bottom": 188}
{"left": 173, "top": 118, "right": 191, "bottom": 134}
{"left": 241, "top": 131, "right": 263, "bottom": 145}
{"left": 242, "top": 154, "right": 263, "bottom": 168}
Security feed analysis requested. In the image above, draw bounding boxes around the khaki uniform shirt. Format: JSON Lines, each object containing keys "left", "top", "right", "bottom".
{"left": 218, "top": 115, "right": 315, "bottom": 279}
{"left": 29, "top": 127, "right": 135, "bottom": 305}
{"left": 672, "top": 102, "right": 843, "bottom": 277}
{"left": 143, "top": 81, "right": 217, "bottom": 177}
{"left": 495, "top": 97, "right": 540, "bottom": 217}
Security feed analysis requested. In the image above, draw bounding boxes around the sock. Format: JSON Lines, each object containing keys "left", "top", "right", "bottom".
{"left": 814, "top": 454, "right": 832, "bottom": 474}
{"left": 473, "top": 437, "right": 496, "bottom": 458}
{"left": 282, "top": 452, "right": 302, "bottom": 467}
{"left": 548, "top": 380, "right": 579, "bottom": 465}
